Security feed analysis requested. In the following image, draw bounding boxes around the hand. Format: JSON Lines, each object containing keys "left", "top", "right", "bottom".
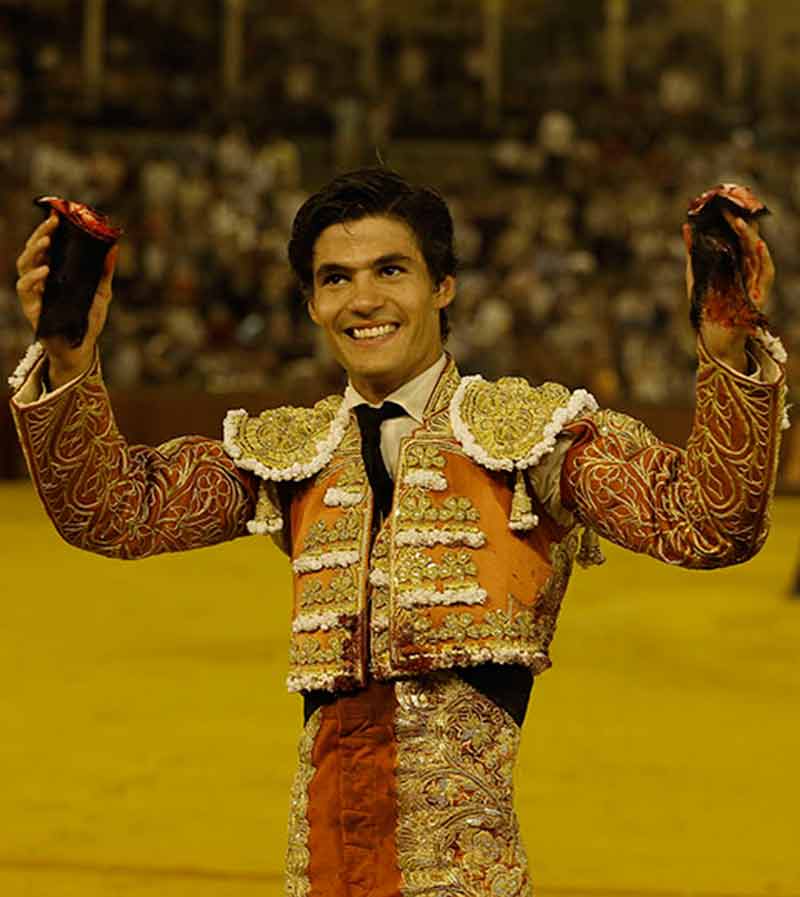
{"left": 723, "top": 208, "right": 774, "bottom": 309}
{"left": 16, "top": 212, "right": 118, "bottom": 388}
{"left": 683, "top": 210, "right": 775, "bottom": 373}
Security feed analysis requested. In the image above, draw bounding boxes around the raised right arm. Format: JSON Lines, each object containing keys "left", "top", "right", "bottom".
{"left": 10, "top": 354, "right": 258, "bottom": 560}
{"left": 10, "top": 210, "right": 258, "bottom": 560}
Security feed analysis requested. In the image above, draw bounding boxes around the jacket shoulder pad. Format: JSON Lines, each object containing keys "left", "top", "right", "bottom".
{"left": 450, "top": 375, "right": 597, "bottom": 471}
{"left": 223, "top": 395, "right": 350, "bottom": 481}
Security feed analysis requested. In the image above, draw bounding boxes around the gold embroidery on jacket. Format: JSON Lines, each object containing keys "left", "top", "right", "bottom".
{"left": 458, "top": 378, "right": 571, "bottom": 464}
{"left": 12, "top": 360, "right": 256, "bottom": 560}
{"left": 299, "top": 569, "right": 359, "bottom": 612}
{"left": 288, "top": 452, "right": 372, "bottom": 691}
{"left": 395, "top": 547, "right": 479, "bottom": 586}
{"left": 228, "top": 395, "right": 344, "bottom": 474}
{"left": 397, "top": 489, "right": 479, "bottom": 525}
{"left": 395, "top": 674, "right": 532, "bottom": 896}
{"left": 323, "top": 461, "right": 368, "bottom": 506}
{"left": 335, "top": 462, "right": 367, "bottom": 487}
{"left": 564, "top": 346, "right": 783, "bottom": 567}
{"left": 530, "top": 532, "right": 579, "bottom": 652}
{"left": 405, "top": 444, "right": 447, "bottom": 471}
{"left": 285, "top": 709, "right": 322, "bottom": 897}
{"left": 401, "top": 444, "right": 449, "bottom": 490}
{"left": 424, "top": 361, "right": 462, "bottom": 431}
{"left": 400, "top": 607, "right": 535, "bottom": 645}
{"left": 289, "top": 632, "right": 351, "bottom": 667}
{"left": 368, "top": 528, "right": 392, "bottom": 678}
{"left": 302, "top": 511, "right": 363, "bottom": 551}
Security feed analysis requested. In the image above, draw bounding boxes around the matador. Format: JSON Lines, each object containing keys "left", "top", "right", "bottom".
{"left": 10, "top": 169, "right": 788, "bottom": 896}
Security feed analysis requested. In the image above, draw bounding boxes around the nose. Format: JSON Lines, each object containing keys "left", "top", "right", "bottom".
{"left": 348, "top": 273, "right": 385, "bottom": 315}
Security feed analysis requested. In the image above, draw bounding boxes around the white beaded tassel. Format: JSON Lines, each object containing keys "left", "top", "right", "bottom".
{"left": 509, "top": 469, "right": 539, "bottom": 531}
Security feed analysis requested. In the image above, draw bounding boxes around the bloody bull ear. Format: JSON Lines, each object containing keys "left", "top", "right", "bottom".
{"left": 33, "top": 196, "right": 123, "bottom": 348}
{"left": 687, "top": 182, "right": 769, "bottom": 220}
{"left": 685, "top": 183, "right": 770, "bottom": 333}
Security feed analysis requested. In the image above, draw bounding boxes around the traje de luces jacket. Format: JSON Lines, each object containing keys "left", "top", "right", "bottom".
{"left": 10, "top": 333, "right": 788, "bottom": 693}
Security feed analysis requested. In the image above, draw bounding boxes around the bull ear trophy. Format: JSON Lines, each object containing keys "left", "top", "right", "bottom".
{"left": 685, "top": 183, "right": 769, "bottom": 333}
{"left": 33, "top": 196, "right": 123, "bottom": 348}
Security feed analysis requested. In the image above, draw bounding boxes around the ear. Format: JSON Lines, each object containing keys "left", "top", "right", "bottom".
{"left": 433, "top": 275, "right": 456, "bottom": 310}
{"left": 307, "top": 292, "right": 321, "bottom": 326}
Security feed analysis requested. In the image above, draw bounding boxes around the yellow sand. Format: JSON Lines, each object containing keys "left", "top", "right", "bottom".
{"left": 1, "top": 480, "right": 798, "bottom": 897}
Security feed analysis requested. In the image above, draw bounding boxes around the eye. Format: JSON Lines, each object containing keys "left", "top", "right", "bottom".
{"left": 380, "top": 265, "right": 404, "bottom": 277}
{"left": 322, "top": 271, "right": 348, "bottom": 286}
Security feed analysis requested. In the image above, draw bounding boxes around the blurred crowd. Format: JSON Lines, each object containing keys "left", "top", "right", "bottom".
{"left": 0, "top": 0, "right": 798, "bottom": 408}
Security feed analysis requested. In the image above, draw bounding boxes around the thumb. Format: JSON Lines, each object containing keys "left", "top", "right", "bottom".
{"left": 96, "top": 244, "right": 118, "bottom": 299}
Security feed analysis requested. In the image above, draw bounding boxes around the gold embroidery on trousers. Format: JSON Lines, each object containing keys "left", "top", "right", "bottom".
{"left": 395, "top": 674, "right": 532, "bottom": 896}
{"left": 285, "top": 709, "right": 322, "bottom": 897}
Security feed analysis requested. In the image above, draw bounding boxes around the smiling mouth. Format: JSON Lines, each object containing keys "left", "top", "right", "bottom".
{"left": 346, "top": 323, "right": 399, "bottom": 341}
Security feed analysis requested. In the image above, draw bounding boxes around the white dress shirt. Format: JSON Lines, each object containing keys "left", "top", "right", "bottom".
{"left": 343, "top": 353, "right": 575, "bottom": 525}
{"left": 343, "top": 354, "right": 448, "bottom": 479}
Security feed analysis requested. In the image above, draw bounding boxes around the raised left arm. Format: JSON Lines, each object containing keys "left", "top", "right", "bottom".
{"left": 560, "top": 335, "right": 786, "bottom": 569}
{"left": 559, "top": 201, "right": 786, "bottom": 569}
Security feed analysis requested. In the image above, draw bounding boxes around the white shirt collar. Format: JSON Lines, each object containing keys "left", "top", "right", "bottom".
{"left": 343, "top": 354, "right": 447, "bottom": 423}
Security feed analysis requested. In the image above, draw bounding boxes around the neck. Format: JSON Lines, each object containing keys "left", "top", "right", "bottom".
{"left": 349, "top": 353, "right": 445, "bottom": 405}
{"left": 349, "top": 375, "right": 401, "bottom": 405}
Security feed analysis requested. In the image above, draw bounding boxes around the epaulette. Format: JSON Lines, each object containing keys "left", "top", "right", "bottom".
{"left": 449, "top": 375, "right": 598, "bottom": 534}
{"left": 449, "top": 375, "right": 597, "bottom": 472}
{"left": 223, "top": 395, "right": 350, "bottom": 482}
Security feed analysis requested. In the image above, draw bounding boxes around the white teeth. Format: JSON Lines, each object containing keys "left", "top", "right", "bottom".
{"left": 351, "top": 324, "right": 396, "bottom": 340}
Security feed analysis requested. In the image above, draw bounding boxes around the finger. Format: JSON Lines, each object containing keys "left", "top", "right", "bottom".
{"left": 743, "top": 253, "right": 762, "bottom": 302}
{"left": 722, "top": 208, "right": 761, "bottom": 254}
{"left": 95, "top": 245, "right": 118, "bottom": 298}
{"left": 745, "top": 237, "right": 775, "bottom": 307}
{"left": 760, "top": 238, "right": 775, "bottom": 277}
{"left": 16, "top": 232, "right": 55, "bottom": 277}
{"left": 23, "top": 213, "right": 59, "bottom": 252}
{"left": 759, "top": 238, "right": 775, "bottom": 289}
{"left": 16, "top": 265, "right": 50, "bottom": 297}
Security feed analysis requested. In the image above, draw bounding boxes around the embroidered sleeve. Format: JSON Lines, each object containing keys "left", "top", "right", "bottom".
{"left": 10, "top": 353, "right": 258, "bottom": 560}
{"left": 560, "top": 337, "right": 786, "bottom": 568}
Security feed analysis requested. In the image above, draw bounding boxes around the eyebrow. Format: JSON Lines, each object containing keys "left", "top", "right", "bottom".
{"left": 314, "top": 253, "right": 414, "bottom": 280}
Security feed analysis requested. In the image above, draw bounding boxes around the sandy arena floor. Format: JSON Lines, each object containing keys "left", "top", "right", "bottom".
{"left": 1, "top": 481, "right": 798, "bottom": 897}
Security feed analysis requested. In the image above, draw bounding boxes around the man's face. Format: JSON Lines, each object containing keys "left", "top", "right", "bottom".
{"left": 308, "top": 215, "right": 455, "bottom": 403}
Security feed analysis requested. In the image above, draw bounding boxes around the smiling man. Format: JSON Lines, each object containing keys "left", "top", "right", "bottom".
{"left": 307, "top": 215, "right": 454, "bottom": 402}
{"left": 10, "top": 168, "right": 788, "bottom": 896}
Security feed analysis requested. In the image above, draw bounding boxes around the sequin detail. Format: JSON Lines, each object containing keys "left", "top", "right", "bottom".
{"left": 395, "top": 674, "right": 533, "bottom": 896}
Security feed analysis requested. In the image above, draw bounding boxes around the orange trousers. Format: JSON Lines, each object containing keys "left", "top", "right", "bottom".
{"left": 286, "top": 673, "right": 532, "bottom": 897}
{"left": 307, "top": 680, "right": 401, "bottom": 897}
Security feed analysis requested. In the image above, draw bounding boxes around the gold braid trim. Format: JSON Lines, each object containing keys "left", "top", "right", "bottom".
{"left": 285, "top": 709, "right": 322, "bottom": 897}
{"left": 11, "top": 355, "right": 257, "bottom": 559}
{"left": 562, "top": 343, "right": 785, "bottom": 568}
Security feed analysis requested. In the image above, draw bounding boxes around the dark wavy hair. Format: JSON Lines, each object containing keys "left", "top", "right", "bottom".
{"left": 288, "top": 168, "right": 458, "bottom": 339}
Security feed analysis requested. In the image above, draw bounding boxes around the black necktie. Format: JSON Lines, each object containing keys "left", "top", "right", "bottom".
{"left": 354, "top": 402, "right": 406, "bottom": 524}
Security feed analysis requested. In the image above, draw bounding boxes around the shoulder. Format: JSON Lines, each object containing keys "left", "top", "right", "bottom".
{"left": 562, "top": 408, "right": 661, "bottom": 456}
{"left": 223, "top": 394, "right": 350, "bottom": 481}
{"left": 449, "top": 374, "right": 597, "bottom": 471}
